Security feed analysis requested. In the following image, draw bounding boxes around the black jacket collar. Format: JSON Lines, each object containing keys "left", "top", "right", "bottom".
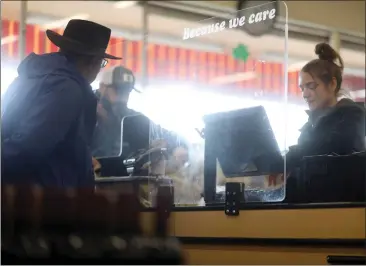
{"left": 300, "top": 98, "right": 361, "bottom": 132}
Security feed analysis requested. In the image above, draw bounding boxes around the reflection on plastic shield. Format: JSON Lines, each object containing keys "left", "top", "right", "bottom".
{"left": 92, "top": 39, "right": 142, "bottom": 161}
{"left": 182, "top": 1, "right": 289, "bottom": 204}
{"left": 145, "top": 1, "right": 288, "bottom": 204}
{"left": 94, "top": 2, "right": 289, "bottom": 205}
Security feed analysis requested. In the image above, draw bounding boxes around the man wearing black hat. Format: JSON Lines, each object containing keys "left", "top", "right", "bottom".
{"left": 92, "top": 65, "right": 140, "bottom": 158}
{"left": 1, "top": 19, "right": 121, "bottom": 188}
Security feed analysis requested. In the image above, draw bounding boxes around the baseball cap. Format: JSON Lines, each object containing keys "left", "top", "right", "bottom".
{"left": 99, "top": 66, "right": 140, "bottom": 92}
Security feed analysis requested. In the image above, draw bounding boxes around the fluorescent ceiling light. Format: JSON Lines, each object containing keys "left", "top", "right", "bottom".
{"left": 40, "top": 14, "right": 90, "bottom": 30}
{"left": 113, "top": 1, "right": 137, "bottom": 9}
{"left": 210, "top": 71, "right": 257, "bottom": 85}
{"left": 1, "top": 35, "right": 19, "bottom": 46}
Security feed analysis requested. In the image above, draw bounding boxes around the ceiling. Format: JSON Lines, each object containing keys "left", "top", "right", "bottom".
{"left": 1, "top": 1, "right": 365, "bottom": 71}
{"left": 206, "top": 1, "right": 366, "bottom": 36}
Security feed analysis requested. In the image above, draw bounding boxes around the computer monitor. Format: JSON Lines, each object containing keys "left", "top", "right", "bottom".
{"left": 121, "top": 114, "right": 151, "bottom": 158}
{"left": 203, "top": 106, "right": 282, "bottom": 178}
{"left": 97, "top": 114, "right": 150, "bottom": 177}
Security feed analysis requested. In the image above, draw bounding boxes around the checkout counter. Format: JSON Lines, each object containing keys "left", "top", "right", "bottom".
{"left": 95, "top": 106, "right": 366, "bottom": 265}
{"left": 170, "top": 204, "right": 365, "bottom": 264}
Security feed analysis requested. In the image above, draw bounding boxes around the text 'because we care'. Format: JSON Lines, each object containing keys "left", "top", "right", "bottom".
{"left": 183, "top": 8, "right": 276, "bottom": 40}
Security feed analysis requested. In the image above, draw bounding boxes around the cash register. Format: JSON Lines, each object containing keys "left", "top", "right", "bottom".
{"left": 96, "top": 114, "right": 182, "bottom": 178}
{"left": 94, "top": 114, "right": 175, "bottom": 205}
{"left": 95, "top": 114, "right": 151, "bottom": 178}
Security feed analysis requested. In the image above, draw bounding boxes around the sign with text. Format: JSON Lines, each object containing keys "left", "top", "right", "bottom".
{"left": 149, "top": 1, "right": 290, "bottom": 204}
{"left": 183, "top": 1, "right": 278, "bottom": 40}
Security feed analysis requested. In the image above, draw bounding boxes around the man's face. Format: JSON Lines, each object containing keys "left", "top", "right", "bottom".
{"left": 85, "top": 58, "right": 107, "bottom": 84}
{"left": 103, "top": 84, "right": 132, "bottom": 105}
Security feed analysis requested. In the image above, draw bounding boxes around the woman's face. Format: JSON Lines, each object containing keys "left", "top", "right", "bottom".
{"left": 299, "top": 71, "right": 337, "bottom": 111}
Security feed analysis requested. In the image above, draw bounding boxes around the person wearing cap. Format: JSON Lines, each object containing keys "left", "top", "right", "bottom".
{"left": 1, "top": 19, "right": 121, "bottom": 188}
{"left": 92, "top": 66, "right": 139, "bottom": 158}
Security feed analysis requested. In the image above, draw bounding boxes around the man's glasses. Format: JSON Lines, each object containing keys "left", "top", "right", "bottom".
{"left": 101, "top": 59, "right": 108, "bottom": 68}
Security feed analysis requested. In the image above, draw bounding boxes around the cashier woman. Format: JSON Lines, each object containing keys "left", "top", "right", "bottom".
{"left": 285, "top": 43, "right": 365, "bottom": 171}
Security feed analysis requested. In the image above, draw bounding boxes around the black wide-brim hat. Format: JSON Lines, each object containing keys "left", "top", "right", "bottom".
{"left": 46, "top": 19, "right": 121, "bottom": 60}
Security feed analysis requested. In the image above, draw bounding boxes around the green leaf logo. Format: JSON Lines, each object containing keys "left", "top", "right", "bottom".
{"left": 232, "top": 44, "right": 249, "bottom": 62}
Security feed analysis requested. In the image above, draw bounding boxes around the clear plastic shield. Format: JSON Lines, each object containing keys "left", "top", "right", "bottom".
{"left": 135, "top": 1, "right": 291, "bottom": 205}
{"left": 92, "top": 38, "right": 150, "bottom": 159}
{"left": 92, "top": 39, "right": 148, "bottom": 165}
{"left": 92, "top": 41, "right": 124, "bottom": 160}
{"left": 95, "top": 1, "right": 290, "bottom": 205}
{"left": 93, "top": 38, "right": 166, "bottom": 206}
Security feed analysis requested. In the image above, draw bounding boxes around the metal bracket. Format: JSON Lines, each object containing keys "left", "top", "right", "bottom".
{"left": 225, "top": 182, "right": 245, "bottom": 216}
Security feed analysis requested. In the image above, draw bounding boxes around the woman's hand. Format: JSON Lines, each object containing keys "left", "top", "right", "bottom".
{"left": 92, "top": 157, "right": 101, "bottom": 177}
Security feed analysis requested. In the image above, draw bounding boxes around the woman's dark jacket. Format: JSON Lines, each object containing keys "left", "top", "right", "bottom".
{"left": 286, "top": 98, "right": 365, "bottom": 170}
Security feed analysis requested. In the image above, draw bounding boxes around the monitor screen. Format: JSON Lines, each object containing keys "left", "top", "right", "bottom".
{"left": 121, "top": 114, "right": 150, "bottom": 158}
{"left": 203, "top": 106, "right": 282, "bottom": 177}
{"left": 97, "top": 114, "right": 150, "bottom": 177}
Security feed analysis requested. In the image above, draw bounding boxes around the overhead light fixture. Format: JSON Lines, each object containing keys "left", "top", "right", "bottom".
{"left": 113, "top": 1, "right": 137, "bottom": 9}
{"left": 1, "top": 35, "right": 19, "bottom": 46}
{"left": 40, "top": 14, "right": 90, "bottom": 30}
{"left": 210, "top": 71, "right": 257, "bottom": 85}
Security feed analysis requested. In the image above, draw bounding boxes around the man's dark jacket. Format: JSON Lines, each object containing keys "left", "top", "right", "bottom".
{"left": 1, "top": 52, "right": 97, "bottom": 188}
{"left": 91, "top": 94, "right": 139, "bottom": 158}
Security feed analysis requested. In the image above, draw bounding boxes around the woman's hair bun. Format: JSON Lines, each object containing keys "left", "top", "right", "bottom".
{"left": 315, "top": 43, "right": 338, "bottom": 63}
